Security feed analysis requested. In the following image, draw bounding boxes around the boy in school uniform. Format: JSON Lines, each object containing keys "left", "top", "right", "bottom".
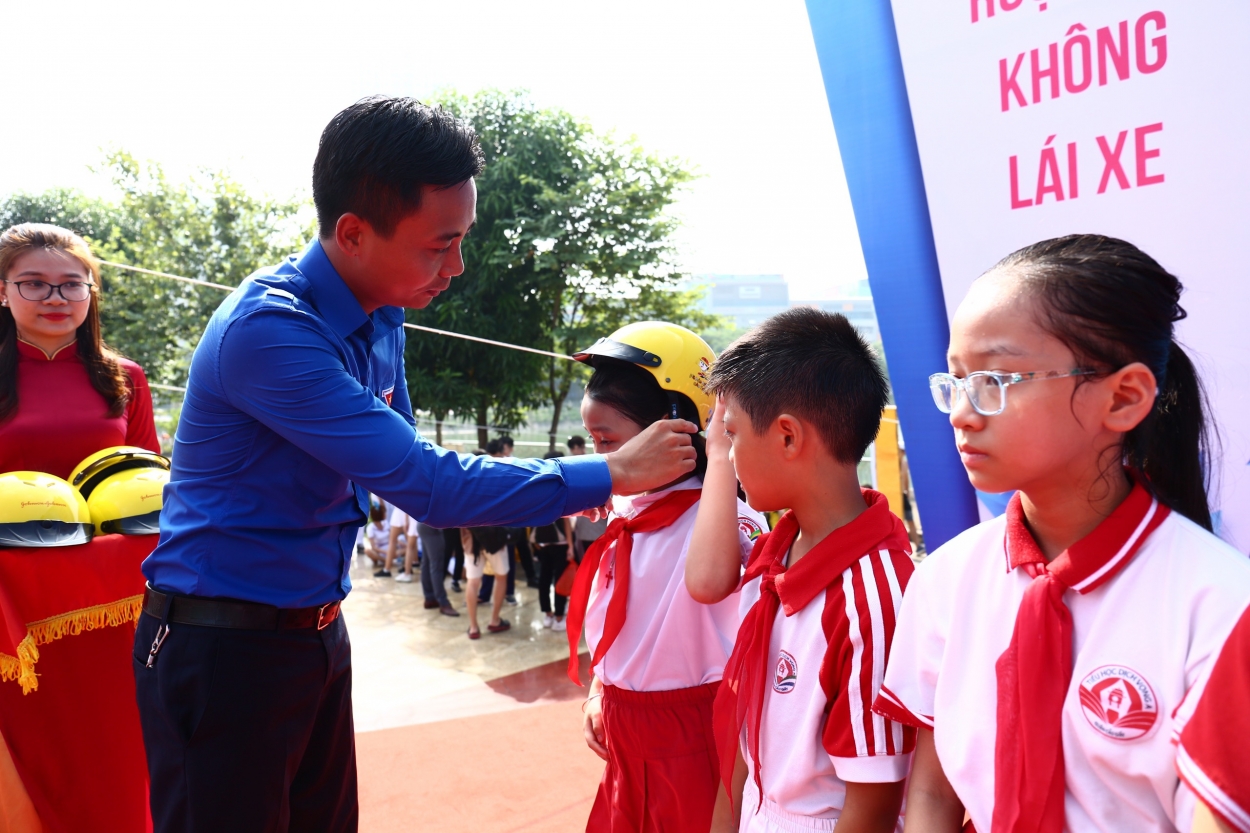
{"left": 686, "top": 308, "right": 916, "bottom": 833}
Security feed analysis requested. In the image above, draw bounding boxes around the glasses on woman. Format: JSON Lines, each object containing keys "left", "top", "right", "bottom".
{"left": 2, "top": 279, "right": 95, "bottom": 302}
{"left": 929, "top": 368, "right": 1099, "bottom": 416}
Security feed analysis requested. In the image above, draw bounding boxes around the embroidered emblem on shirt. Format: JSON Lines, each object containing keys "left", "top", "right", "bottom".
{"left": 1078, "top": 665, "right": 1159, "bottom": 741}
{"left": 738, "top": 517, "right": 763, "bottom": 542}
{"left": 382, "top": 386, "right": 395, "bottom": 406}
{"left": 773, "top": 650, "right": 798, "bottom": 694}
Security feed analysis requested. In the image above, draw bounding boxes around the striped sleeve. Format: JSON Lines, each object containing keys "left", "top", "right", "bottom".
{"left": 819, "top": 548, "right": 917, "bottom": 783}
{"left": 873, "top": 551, "right": 943, "bottom": 731}
{"left": 1176, "top": 605, "right": 1250, "bottom": 833}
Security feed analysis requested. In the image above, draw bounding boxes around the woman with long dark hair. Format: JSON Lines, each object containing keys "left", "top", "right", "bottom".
{"left": 0, "top": 223, "right": 158, "bottom": 476}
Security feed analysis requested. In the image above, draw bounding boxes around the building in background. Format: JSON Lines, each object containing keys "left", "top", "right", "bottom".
{"left": 691, "top": 274, "right": 790, "bottom": 329}
{"left": 690, "top": 273, "right": 880, "bottom": 344}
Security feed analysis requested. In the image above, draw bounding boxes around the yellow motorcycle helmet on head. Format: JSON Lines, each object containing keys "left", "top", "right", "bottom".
{"left": 0, "top": 471, "right": 94, "bottom": 547}
{"left": 573, "top": 321, "right": 716, "bottom": 430}
{"left": 69, "top": 447, "right": 170, "bottom": 536}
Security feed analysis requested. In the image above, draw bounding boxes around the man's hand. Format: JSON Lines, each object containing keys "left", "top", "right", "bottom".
{"left": 604, "top": 418, "right": 698, "bottom": 495}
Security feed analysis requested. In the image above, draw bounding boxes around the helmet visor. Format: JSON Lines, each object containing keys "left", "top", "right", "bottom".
{"left": 0, "top": 521, "right": 94, "bottom": 548}
{"left": 573, "top": 338, "right": 663, "bottom": 368}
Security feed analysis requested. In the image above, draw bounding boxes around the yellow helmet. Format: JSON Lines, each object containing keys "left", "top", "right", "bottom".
{"left": 70, "top": 447, "right": 170, "bottom": 536}
{"left": 0, "top": 471, "right": 94, "bottom": 547}
{"left": 574, "top": 321, "right": 716, "bottom": 429}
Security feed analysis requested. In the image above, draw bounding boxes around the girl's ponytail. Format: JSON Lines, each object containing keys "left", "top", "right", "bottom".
{"left": 1127, "top": 342, "right": 1213, "bottom": 530}
{"left": 996, "top": 234, "right": 1214, "bottom": 531}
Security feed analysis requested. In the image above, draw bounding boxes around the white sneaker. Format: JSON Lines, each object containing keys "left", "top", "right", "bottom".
{"left": 396, "top": 571, "right": 414, "bottom": 583}
{"left": 552, "top": 618, "right": 567, "bottom": 632}
{"left": 542, "top": 614, "right": 554, "bottom": 629}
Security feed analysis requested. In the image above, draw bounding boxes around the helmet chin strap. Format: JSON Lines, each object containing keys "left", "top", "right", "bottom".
{"left": 666, "top": 392, "right": 682, "bottom": 421}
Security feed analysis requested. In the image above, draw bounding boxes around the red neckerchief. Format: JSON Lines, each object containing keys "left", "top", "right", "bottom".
{"left": 565, "top": 488, "right": 702, "bottom": 685}
{"left": 992, "top": 479, "right": 1169, "bottom": 833}
{"left": 713, "top": 490, "right": 909, "bottom": 809}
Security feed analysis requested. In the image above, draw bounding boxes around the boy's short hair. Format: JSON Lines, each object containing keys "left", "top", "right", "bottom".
{"left": 566, "top": 435, "right": 586, "bottom": 450}
{"left": 313, "top": 96, "right": 485, "bottom": 239}
{"left": 485, "top": 439, "right": 506, "bottom": 456}
{"left": 709, "top": 308, "right": 888, "bottom": 464}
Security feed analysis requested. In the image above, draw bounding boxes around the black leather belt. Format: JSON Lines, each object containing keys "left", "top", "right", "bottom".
{"left": 142, "top": 583, "right": 341, "bottom": 631}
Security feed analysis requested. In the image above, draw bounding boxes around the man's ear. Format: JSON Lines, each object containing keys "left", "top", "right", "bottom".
{"left": 1102, "top": 361, "right": 1158, "bottom": 434}
{"left": 774, "top": 413, "right": 804, "bottom": 460}
{"left": 332, "top": 213, "right": 369, "bottom": 258}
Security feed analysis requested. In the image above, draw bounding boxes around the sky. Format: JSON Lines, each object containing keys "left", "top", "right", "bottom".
{"left": 0, "top": 0, "right": 867, "bottom": 301}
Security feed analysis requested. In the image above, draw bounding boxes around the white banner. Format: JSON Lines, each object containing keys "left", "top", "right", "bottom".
{"left": 890, "top": 0, "right": 1250, "bottom": 550}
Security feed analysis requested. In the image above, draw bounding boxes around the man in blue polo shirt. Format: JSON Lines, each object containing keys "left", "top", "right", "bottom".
{"left": 134, "top": 96, "right": 697, "bottom": 832}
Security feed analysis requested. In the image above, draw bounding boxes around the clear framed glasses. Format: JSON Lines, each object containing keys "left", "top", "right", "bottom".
{"left": 929, "top": 368, "right": 1099, "bottom": 416}
{"left": 2, "top": 279, "right": 94, "bottom": 302}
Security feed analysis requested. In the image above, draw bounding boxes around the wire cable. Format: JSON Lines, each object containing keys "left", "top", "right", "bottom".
{"left": 98, "top": 260, "right": 576, "bottom": 361}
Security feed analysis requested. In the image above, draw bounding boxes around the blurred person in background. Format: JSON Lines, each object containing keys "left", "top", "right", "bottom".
{"left": 532, "top": 451, "right": 575, "bottom": 631}
{"left": 480, "top": 439, "right": 521, "bottom": 604}
{"left": 463, "top": 525, "right": 512, "bottom": 639}
{"left": 567, "top": 435, "right": 587, "bottom": 455}
{"left": 417, "top": 521, "right": 456, "bottom": 615}
{"left": 361, "top": 500, "right": 390, "bottom": 568}
{"left": 387, "top": 506, "right": 419, "bottom": 583}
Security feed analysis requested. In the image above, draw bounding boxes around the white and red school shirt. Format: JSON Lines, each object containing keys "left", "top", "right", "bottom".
{"left": 585, "top": 478, "right": 767, "bottom": 691}
{"left": 1174, "top": 603, "right": 1250, "bottom": 832}
{"left": 735, "top": 498, "right": 915, "bottom": 823}
{"left": 877, "top": 491, "right": 1250, "bottom": 833}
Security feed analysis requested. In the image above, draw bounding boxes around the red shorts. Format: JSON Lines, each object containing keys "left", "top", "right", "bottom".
{"left": 587, "top": 681, "right": 721, "bottom": 833}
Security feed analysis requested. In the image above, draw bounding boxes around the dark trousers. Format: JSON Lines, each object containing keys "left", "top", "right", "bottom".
{"left": 133, "top": 609, "right": 357, "bottom": 832}
{"left": 515, "top": 536, "right": 537, "bottom": 584}
{"left": 417, "top": 522, "right": 450, "bottom": 606}
{"left": 535, "top": 543, "right": 569, "bottom": 616}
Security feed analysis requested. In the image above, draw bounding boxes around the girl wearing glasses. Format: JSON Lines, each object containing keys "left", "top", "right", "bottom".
{"left": 873, "top": 235, "right": 1250, "bottom": 833}
{"left": 0, "top": 223, "right": 158, "bottom": 479}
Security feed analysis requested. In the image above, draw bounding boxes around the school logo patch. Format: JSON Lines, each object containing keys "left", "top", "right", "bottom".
{"left": 1078, "top": 665, "right": 1159, "bottom": 741}
{"left": 738, "top": 516, "right": 763, "bottom": 542}
{"left": 382, "top": 386, "right": 395, "bottom": 406}
{"left": 773, "top": 650, "right": 798, "bottom": 694}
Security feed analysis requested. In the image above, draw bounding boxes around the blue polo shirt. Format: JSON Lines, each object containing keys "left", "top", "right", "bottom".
{"left": 144, "top": 240, "right": 611, "bottom": 608}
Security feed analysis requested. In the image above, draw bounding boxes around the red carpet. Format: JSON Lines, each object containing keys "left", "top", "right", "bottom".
{"left": 356, "top": 654, "right": 602, "bottom": 832}
{"left": 357, "top": 699, "right": 602, "bottom": 832}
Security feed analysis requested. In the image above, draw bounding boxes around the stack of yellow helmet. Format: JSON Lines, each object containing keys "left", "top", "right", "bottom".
{"left": 69, "top": 446, "right": 170, "bottom": 536}
{"left": 0, "top": 471, "right": 95, "bottom": 547}
{"left": 573, "top": 321, "right": 716, "bottom": 429}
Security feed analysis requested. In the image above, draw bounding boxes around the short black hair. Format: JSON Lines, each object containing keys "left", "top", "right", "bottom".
{"left": 566, "top": 435, "right": 586, "bottom": 450}
{"left": 313, "top": 96, "right": 485, "bottom": 238}
{"left": 709, "top": 308, "right": 888, "bottom": 464}
{"left": 499, "top": 435, "right": 514, "bottom": 449}
{"left": 485, "top": 439, "right": 506, "bottom": 456}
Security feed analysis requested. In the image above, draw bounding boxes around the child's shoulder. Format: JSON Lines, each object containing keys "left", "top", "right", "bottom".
{"left": 1139, "top": 510, "right": 1250, "bottom": 591}
{"left": 911, "top": 513, "right": 1010, "bottom": 587}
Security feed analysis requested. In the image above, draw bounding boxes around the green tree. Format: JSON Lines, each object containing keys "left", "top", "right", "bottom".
{"left": 0, "top": 154, "right": 313, "bottom": 387}
{"left": 90, "top": 153, "right": 313, "bottom": 386}
{"left": 418, "top": 91, "right": 716, "bottom": 451}
{"left": 404, "top": 91, "right": 573, "bottom": 448}
{"left": 517, "top": 125, "right": 717, "bottom": 450}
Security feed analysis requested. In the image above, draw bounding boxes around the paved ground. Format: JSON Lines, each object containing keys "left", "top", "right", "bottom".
{"left": 347, "top": 554, "right": 602, "bottom": 831}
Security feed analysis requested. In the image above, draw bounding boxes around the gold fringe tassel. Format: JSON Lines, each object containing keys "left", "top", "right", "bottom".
{"left": 0, "top": 595, "right": 144, "bottom": 695}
